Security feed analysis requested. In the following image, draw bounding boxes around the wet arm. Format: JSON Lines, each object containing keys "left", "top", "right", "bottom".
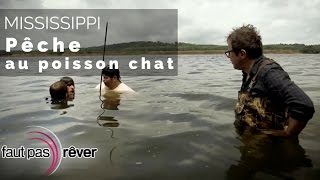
{"left": 261, "top": 117, "right": 307, "bottom": 137}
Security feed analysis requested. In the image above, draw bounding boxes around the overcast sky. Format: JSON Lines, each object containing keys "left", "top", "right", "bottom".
{"left": 1, "top": 0, "right": 320, "bottom": 45}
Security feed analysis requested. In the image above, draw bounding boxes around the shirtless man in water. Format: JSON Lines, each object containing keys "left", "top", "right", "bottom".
{"left": 96, "top": 66, "right": 135, "bottom": 93}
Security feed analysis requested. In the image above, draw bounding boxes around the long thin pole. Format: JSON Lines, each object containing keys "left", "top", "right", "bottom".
{"left": 99, "top": 22, "right": 109, "bottom": 98}
{"left": 97, "top": 22, "right": 109, "bottom": 126}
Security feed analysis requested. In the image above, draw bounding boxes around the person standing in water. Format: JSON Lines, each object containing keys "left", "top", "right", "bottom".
{"left": 60, "top": 77, "right": 75, "bottom": 100}
{"left": 226, "top": 24, "right": 314, "bottom": 137}
{"left": 49, "top": 81, "right": 68, "bottom": 104}
{"left": 96, "top": 66, "right": 135, "bottom": 93}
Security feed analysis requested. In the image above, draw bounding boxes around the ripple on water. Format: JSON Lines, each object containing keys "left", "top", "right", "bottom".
{"left": 1, "top": 54, "right": 320, "bottom": 179}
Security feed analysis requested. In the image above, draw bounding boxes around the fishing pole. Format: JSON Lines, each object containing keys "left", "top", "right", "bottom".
{"left": 97, "top": 21, "right": 108, "bottom": 126}
{"left": 99, "top": 21, "right": 109, "bottom": 100}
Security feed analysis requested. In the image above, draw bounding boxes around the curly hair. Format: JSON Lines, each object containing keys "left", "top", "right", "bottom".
{"left": 227, "top": 24, "right": 263, "bottom": 59}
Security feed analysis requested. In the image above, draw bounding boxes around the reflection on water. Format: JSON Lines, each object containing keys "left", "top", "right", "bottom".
{"left": 50, "top": 101, "right": 74, "bottom": 110}
{"left": 227, "top": 122, "right": 312, "bottom": 179}
{"left": 102, "top": 91, "right": 121, "bottom": 110}
{"left": 97, "top": 91, "right": 121, "bottom": 127}
{"left": 0, "top": 54, "right": 320, "bottom": 179}
{"left": 97, "top": 115, "right": 120, "bottom": 128}
{"left": 45, "top": 93, "right": 74, "bottom": 110}
{"left": 96, "top": 91, "right": 123, "bottom": 169}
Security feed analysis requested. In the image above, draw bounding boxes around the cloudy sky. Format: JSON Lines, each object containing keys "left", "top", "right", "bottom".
{"left": 1, "top": 0, "right": 320, "bottom": 45}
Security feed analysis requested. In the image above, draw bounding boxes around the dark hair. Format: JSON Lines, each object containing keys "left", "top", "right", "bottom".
{"left": 102, "top": 66, "right": 121, "bottom": 80}
{"left": 50, "top": 81, "right": 67, "bottom": 100}
{"left": 60, "top": 77, "right": 74, "bottom": 86}
{"left": 227, "top": 24, "right": 263, "bottom": 59}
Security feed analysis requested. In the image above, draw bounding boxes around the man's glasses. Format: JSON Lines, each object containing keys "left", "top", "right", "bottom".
{"left": 225, "top": 50, "right": 233, "bottom": 58}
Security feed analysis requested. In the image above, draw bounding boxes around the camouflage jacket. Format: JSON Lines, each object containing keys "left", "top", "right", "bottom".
{"left": 235, "top": 56, "right": 287, "bottom": 130}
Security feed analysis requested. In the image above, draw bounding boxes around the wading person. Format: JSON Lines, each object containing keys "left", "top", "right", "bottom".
{"left": 95, "top": 66, "right": 135, "bottom": 93}
{"left": 60, "top": 76, "right": 75, "bottom": 100}
{"left": 49, "top": 81, "right": 68, "bottom": 104}
{"left": 226, "top": 24, "right": 314, "bottom": 137}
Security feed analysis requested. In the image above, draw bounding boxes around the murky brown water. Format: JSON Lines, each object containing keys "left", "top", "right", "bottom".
{"left": 0, "top": 54, "right": 319, "bottom": 179}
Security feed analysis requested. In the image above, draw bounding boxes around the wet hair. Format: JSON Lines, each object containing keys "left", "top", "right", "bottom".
{"left": 102, "top": 66, "right": 121, "bottom": 80}
{"left": 50, "top": 81, "right": 67, "bottom": 100}
{"left": 227, "top": 24, "right": 263, "bottom": 59}
{"left": 60, "top": 77, "right": 74, "bottom": 86}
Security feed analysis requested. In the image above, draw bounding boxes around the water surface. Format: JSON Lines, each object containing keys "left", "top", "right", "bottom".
{"left": 0, "top": 54, "right": 319, "bottom": 179}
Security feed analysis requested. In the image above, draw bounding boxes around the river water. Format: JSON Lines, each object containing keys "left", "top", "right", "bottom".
{"left": 0, "top": 54, "right": 319, "bottom": 179}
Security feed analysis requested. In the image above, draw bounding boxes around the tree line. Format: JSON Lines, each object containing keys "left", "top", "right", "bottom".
{"left": 1, "top": 41, "right": 319, "bottom": 56}
{"left": 83, "top": 41, "right": 320, "bottom": 54}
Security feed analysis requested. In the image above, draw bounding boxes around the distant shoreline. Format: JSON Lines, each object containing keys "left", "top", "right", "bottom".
{"left": 0, "top": 50, "right": 311, "bottom": 57}
{"left": 1, "top": 41, "right": 319, "bottom": 57}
